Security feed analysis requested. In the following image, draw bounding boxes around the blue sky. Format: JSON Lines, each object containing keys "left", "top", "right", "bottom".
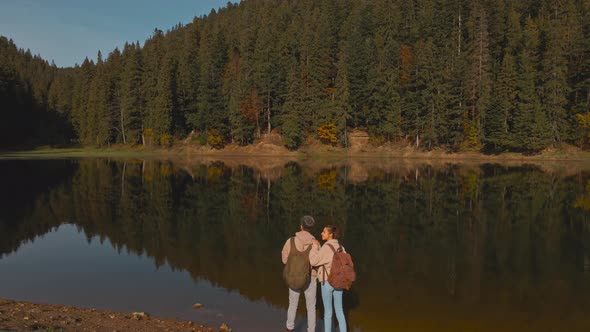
{"left": 0, "top": 0, "right": 236, "bottom": 67}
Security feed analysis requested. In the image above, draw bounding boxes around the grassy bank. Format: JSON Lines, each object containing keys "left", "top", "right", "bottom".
{"left": 0, "top": 146, "right": 169, "bottom": 159}
{"left": 2, "top": 143, "right": 590, "bottom": 162}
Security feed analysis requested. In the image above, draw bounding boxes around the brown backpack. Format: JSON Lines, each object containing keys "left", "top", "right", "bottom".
{"left": 325, "top": 243, "right": 356, "bottom": 290}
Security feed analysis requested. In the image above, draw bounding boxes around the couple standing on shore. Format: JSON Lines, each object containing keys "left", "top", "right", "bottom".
{"left": 281, "top": 215, "right": 353, "bottom": 332}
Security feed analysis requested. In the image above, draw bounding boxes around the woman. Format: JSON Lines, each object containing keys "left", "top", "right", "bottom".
{"left": 310, "top": 225, "right": 347, "bottom": 332}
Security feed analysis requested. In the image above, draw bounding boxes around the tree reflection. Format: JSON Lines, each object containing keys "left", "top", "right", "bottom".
{"left": 1, "top": 159, "right": 590, "bottom": 331}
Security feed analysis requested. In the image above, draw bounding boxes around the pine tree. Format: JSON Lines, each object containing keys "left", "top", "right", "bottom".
{"left": 105, "top": 48, "right": 123, "bottom": 144}
{"left": 485, "top": 49, "right": 518, "bottom": 151}
{"left": 152, "top": 53, "right": 176, "bottom": 145}
{"left": 333, "top": 52, "right": 353, "bottom": 146}
{"left": 404, "top": 38, "right": 433, "bottom": 149}
{"left": 178, "top": 20, "right": 201, "bottom": 136}
{"left": 253, "top": 16, "right": 279, "bottom": 136}
{"left": 368, "top": 66, "right": 401, "bottom": 143}
{"left": 438, "top": 0, "right": 468, "bottom": 150}
{"left": 192, "top": 28, "right": 228, "bottom": 139}
{"left": 541, "top": 3, "right": 572, "bottom": 144}
{"left": 572, "top": 0, "right": 590, "bottom": 142}
{"left": 343, "top": 4, "right": 375, "bottom": 128}
{"left": 71, "top": 58, "right": 94, "bottom": 143}
{"left": 281, "top": 66, "right": 305, "bottom": 150}
{"left": 463, "top": 1, "right": 492, "bottom": 150}
{"left": 513, "top": 17, "right": 551, "bottom": 152}
{"left": 142, "top": 29, "right": 165, "bottom": 145}
{"left": 308, "top": 3, "right": 339, "bottom": 131}
{"left": 367, "top": 1, "right": 402, "bottom": 143}
{"left": 85, "top": 51, "right": 112, "bottom": 146}
{"left": 226, "top": 47, "right": 254, "bottom": 145}
{"left": 120, "top": 42, "right": 144, "bottom": 144}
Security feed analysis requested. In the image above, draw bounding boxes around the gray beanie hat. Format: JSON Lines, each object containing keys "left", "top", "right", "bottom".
{"left": 300, "top": 215, "right": 315, "bottom": 228}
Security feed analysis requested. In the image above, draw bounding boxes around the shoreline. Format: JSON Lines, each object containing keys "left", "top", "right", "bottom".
{"left": 0, "top": 298, "right": 226, "bottom": 332}
{"left": 1, "top": 144, "right": 590, "bottom": 163}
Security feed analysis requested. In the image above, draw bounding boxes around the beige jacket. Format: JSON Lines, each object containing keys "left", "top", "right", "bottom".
{"left": 309, "top": 239, "right": 346, "bottom": 282}
{"left": 281, "top": 231, "right": 318, "bottom": 278}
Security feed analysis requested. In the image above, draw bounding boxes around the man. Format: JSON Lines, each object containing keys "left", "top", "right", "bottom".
{"left": 281, "top": 215, "right": 318, "bottom": 332}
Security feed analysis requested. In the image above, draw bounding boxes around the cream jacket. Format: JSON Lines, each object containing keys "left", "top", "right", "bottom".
{"left": 281, "top": 230, "right": 318, "bottom": 278}
{"left": 309, "top": 239, "right": 346, "bottom": 282}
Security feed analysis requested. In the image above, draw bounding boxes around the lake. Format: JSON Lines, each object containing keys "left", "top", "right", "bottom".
{"left": 1, "top": 158, "right": 589, "bottom": 331}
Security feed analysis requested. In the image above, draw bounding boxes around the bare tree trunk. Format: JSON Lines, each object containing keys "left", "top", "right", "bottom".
{"left": 267, "top": 177, "right": 270, "bottom": 223}
{"left": 256, "top": 112, "right": 261, "bottom": 138}
{"left": 141, "top": 126, "right": 145, "bottom": 146}
{"left": 458, "top": 13, "right": 462, "bottom": 56}
{"left": 141, "top": 159, "right": 145, "bottom": 185}
{"left": 121, "top": 161, "right": 127, "bottom": 198}
{"left": 267, "top": 90, "right": 271, "bottom": 135}
{"left": 120, "top": 108, "right": 126, "bottom": 144}
{"left": 343, "top": 114, "right": 348, "bottom": 148}
{"left": 256, "top": 172, "right": 260, "bottom": 201}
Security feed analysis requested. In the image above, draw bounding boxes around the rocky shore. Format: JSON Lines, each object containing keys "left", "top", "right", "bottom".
{"left": 0, "top": 299, "right": 230, "bottom": 332}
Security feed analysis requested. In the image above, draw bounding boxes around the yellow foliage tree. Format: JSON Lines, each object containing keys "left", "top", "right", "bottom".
{"left": 143, "top": 128, "right": 154, "bottom": 146}
{"left": 575, "top": 113, "right": 590, "bottom": 139}
{"left": 159, "top": 163, "right": 172, "bottom": 177}
{"left": 159, "top": 133, "right": 172, "bottom": 146}
{"left": 574, "top": 180, "right": 590, "bottom": 212}
{"left": 317, "top": 123, "right": 338, "bottom": 145}
{"left": 317, "top": 169, "right": 337, "bottom": 191}
{"left": 207, "top": 165, "right": 223, "bottom": 183}
{"left": 207, "top": 128, "right": 224, "bottom": 149}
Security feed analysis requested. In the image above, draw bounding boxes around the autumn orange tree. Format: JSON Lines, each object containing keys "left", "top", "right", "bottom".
{"left": 241, "top": 88, "right": 263, "bottom": 137}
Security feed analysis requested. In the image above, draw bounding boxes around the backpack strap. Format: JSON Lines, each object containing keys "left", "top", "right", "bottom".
{"left": 327, "top": 243, "right": 343, "bottom": 253}
{"left": 290, "top": 237, "right": 312, "bottom": 254}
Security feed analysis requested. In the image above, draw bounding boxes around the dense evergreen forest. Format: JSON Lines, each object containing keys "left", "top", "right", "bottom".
{"left": 1, "top": 0, "right": 589, "bottom": 152}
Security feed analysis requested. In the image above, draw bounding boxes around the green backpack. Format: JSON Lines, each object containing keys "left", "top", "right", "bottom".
{"left": 283, "top": 237, "right": 312, "bottom": 290}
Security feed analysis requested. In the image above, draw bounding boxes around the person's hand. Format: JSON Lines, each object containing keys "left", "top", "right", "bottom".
{"left": 312, "top": 239, "right": 320, "bottom": 247}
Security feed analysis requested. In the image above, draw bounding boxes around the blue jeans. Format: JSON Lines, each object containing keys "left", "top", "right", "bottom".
{"left": 321, "top": 281, "right": 346, "bottom": 332}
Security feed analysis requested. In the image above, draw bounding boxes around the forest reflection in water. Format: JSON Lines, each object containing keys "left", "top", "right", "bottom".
{"left": 1, "top": 158, "right": 590, "bottom": 331}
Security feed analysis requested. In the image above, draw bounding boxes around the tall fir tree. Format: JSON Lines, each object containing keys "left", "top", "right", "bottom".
{"left": 485, "top": 49, "right": 518, "bottom": 150}
{"left": 463, "top": 0, "right": 492, "bottom": 150}
{"left": 333, "top": 51, "right": 353, "bottom": 146}
{"left": 281, "top": 66, "right": 305, "bottom": 150}
{"left": 152, "top": 53, "right": 176, "bottom": 145}
{"left": 513, "top": 17, "right": 551, "bottom": 152}
{"left": 71, "top": 58, "right": 94, "bottom": 143}
{"left": 572, "top": 0, "right": 590, "bottom": 143}
{"left": 192, "top": 28, "right": 228, "bottom": 138}
{"left": 85, "top": 51, "right": 112, "bottom": 146}
{"left": 541, "top": 2, "right": 572, "bottom": 144}
{"left": 120, "top": 42, "right": 144, "bottom": 144}
{"left": 178, "top": 20, "right": 201, "bottom": 135}
{"left": 141, "top": 29, "right": 165, "bottom": 145}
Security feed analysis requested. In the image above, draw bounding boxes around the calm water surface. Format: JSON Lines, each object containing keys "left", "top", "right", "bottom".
{"left": 1, "top": 158, "right": 589, "bottom": 332}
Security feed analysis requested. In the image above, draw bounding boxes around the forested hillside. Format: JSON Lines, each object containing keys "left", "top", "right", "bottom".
{"left": 0, "top": 38, "right": 73, "bottom": 148}
{"left": 1, "top": 0, "right": 589, "bottom": 152}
